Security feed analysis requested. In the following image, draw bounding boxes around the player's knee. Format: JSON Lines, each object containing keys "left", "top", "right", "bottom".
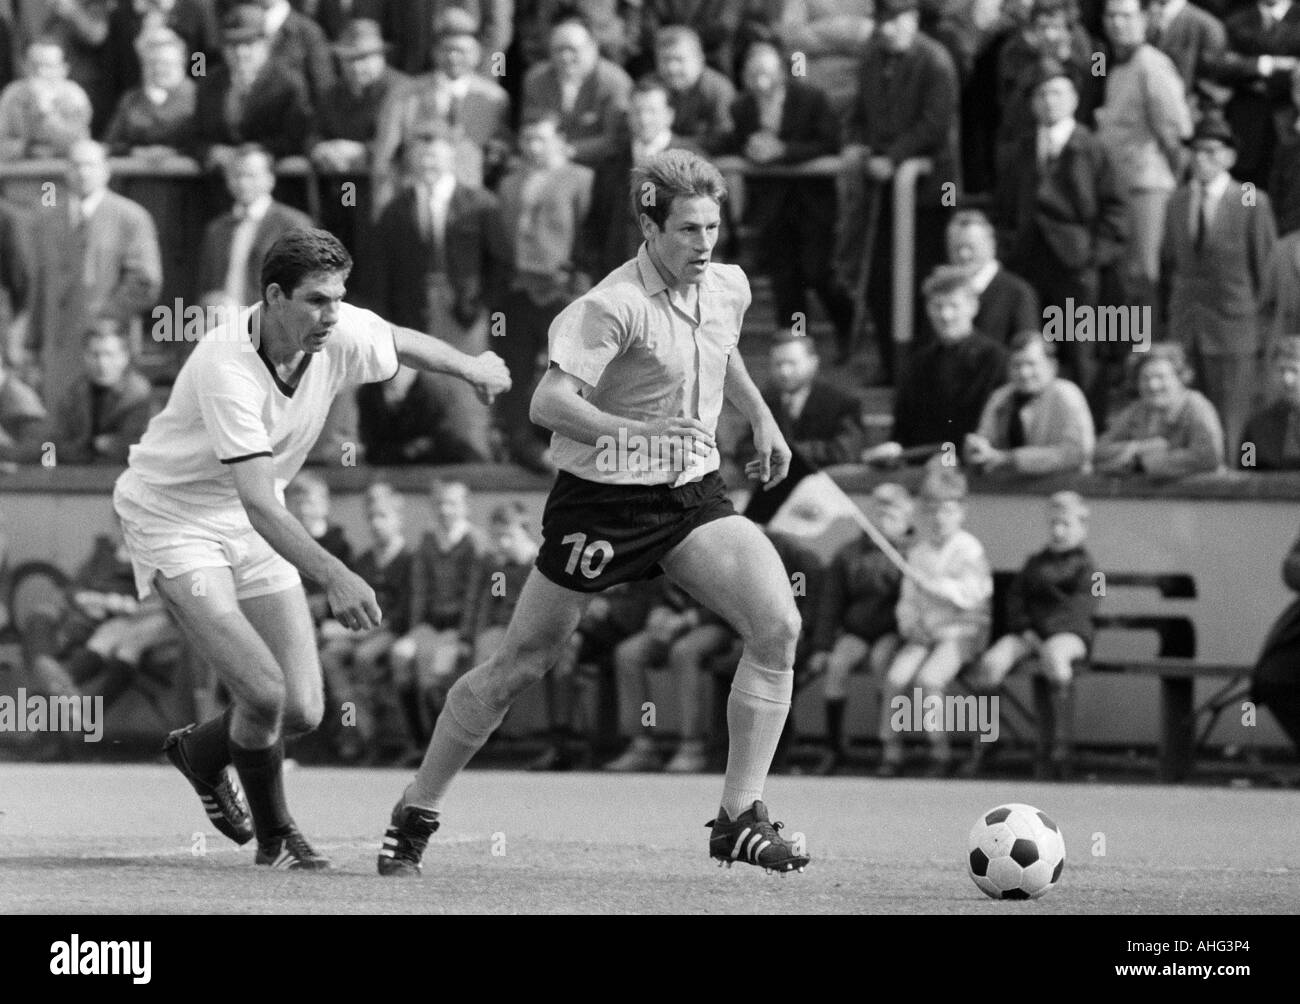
{"left": 743, "top": 603, "right": 801, "bottom": 666}
{"left": 283, "top": 693, "right": 324, "bottom": 738}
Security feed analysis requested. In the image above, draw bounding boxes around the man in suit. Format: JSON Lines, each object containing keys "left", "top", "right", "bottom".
{"left": 311, "top": 18, "right": 407, "bottom": 171}
{"left": 198, "top": 145, "right": 314, "bottom": 310}
{"left": 381, "top": 0, "right": 514, "bottom": 76}
{"left": 585, "top": 76, "right": 698, "bottom": 280}
{"left": 372, "top": 8, "right": 511, "bottom": 204}
{"left": 521, "top": 10, "right": 633, "bottom": 166}
{"left": 373, "top": 123, "right": 506, "bottom": 461}
{"left": 1203, "top": 0, "right": 1300, "bottom": 186}
{"left": 193, "top": 4, "right": 312, "bottom": 165}
{"left": 1148, "top": 0, "right": 1229, "bottom": 104}
{"left": 652, "top": 24, "right": 734, "bottom": 155}
{"left": 942, "top": 210, "right": 1040, "bottom": 347}
{"left": 27, "top": 140, "right": 162, "bottom": 409}
{"left": 49, "top": 319, "right": 155, "bottom": 464}
{"left": 495, "top": 113, "right": 594, "bottom": 471}
{"left": 258, "top": 0, "right": 337, "bottom": 113}
{"left": 1161, "top": 110, "right": 1277, "bottom": 453}
{"left": 760, "top": 331, "right": 865, "bottom": 468}
{"left": 841, "top": 0, "right": 960, "bottom": 382}
{"left": 996, "top": 58, "right": 1127, "bottom": 397}
{"left": 726, "top": 38, "right": 855, "bottom": 360}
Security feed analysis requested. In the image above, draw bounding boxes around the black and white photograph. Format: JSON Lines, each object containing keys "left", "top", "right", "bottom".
{"left": 0, "top": 0, "right": 1291, "bottom": 975}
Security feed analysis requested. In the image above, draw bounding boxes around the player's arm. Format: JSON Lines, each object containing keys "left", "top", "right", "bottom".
{"left": 530, "top": 363, "right": 716, "bottom": 453}
{"left": 391, "top": 325, "right": 511, "bottom": 404}
{"left": 723, "top": 349, "right": 791, "bottom": 490}
{"left": 228, "top": 456, "right": 382, "bottom": 631}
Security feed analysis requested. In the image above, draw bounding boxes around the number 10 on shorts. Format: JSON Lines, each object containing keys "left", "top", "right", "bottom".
{"left": 562, "top": 533, "right": 615, "bottom": 579}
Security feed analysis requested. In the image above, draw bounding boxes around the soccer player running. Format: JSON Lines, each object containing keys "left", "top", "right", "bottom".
{"left": 378, "top": 150, "right": 811, "bottom": 876}
{"left": 114, "top": 229, "right": 510, "bottom": 869}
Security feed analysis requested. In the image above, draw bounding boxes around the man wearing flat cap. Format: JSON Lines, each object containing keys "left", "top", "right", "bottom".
{"left": 312, "top": 18, "right": 408, "bottom": 173}
{"left": 1160, "top": 109, "right": 1277, "bottom": 454}
{"left": 372, "top": 7, "right": 511, "bottom": 208}
{"left": 193, "top": 3, "right": 312, "bottom": 166}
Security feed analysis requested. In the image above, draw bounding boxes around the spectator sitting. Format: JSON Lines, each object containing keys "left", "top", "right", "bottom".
{"left": 1240, "top": 335, "right": 1300, "bottom": 471}
{"left": 585, "top": 76, "right": 698, "bottom": 281}
{"left": 27, "top": 139, "right": 162, "bottom": 408}
{"left": 863, "top": 266, "right": 1008, "bottom": 466}
{"left": 942, "top": 210, "right": 1040, "bottom": 348}
{"left": 310, "top": 18, "right": 407, "bottom": 174}
{"left": 651, "top": 25, "right": 735, "bottom": 154}
{"left": 356, "top": 364, "right": 472, "bottom": 463}
{"left": 102, "top": 26, "right": 196, "bottom": 157}
{"left": 193, "top": 3, "right": 312, "bottom": 168}
{"left": 285, "top": 472, "right": 354, "bottom": 625}
{"left": 372, "top": 9, "right": 510, "bottom": 201}
{"left": 964, "top": 330, "right": 1096, "bottom": 475}
{"left": 0, "top": 352, "right": 47, "bottom": 464}
{"left": 318, "top": 483, "right": 413, "bottom": 763}
{"left": 726, "top": 37, "right": 854, "bottom": 359}
{"left": 389, "top": 479, "right": 487, "bottom": 748}
{"left": 198, "top": 144, "right": 313, "bottom": 310}
{"left": 25, "top": 518, "right": 180, "bottom": 757}
{"left": 967, "top": 490, "right": 1099, "bottom": 780}
{"left": 604, "top": 579, "right": 732, "bottom": 774}
{"left": 49, "top": 319, "right": 154, "bottom": 464}
{"left": 521, "top": 10, "right": 633, "bottom": 167}
{"left": 0, "top": 36, "right": 92, "bottom": 160}
{"left": 757, "top": 330, "right": 865, "bottom": 468}
{"left": 1095, "top": 342, "right": 1225, "bottom": 477}
{"left": 806, "top": 482, "right": 913, "bottom": 776}
{"left": 877, "top": 463, "right": 993, "bottom": 777}
{"left": 529, "top": 581, "right": 655, "bottom": 771}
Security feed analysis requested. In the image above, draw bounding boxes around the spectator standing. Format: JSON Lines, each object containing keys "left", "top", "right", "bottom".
{"left": 773, "top": 0, "right": 875, "bottom": 122}
{"left": 257, "top": 0, "right": 337, "bottom": 114}
{"left": 1147, "top": 0, "right": 1229, "bottom": 105}
{"left": 27, "top": 139, "right": 162, "bottom": 408}
{"left": 1267, "top": 63, "right": 1300, "bottom": 237}
{"left": 942, "top": 209, "right": 1040, "bottom": 348}
{"left": 311, "top": 18, "right": 407, "bottom": 173}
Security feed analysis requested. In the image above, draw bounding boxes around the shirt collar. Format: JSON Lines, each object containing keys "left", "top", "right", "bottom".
{"left": 1200, "top": 171, "right": 1232, "bottom": 203}
{"left": 1162, "top": 0, "right": 1187, "bottom": 21}
{"left": 636, "top": 242, "right": 672, "bottom": 297}
{"left": 143, "top": 83, "right": 170, "bottom": 105}
{"left": 78, "top": 189, "right": 106, "bottom": 219}
{"left": 264, "top": 0, "right": 290, "bottom": 37}
{"left": 1040, "top": 117, "right": 1076, "bottom": 153}
{"left": 428, "top": 172, "right": 456, "bottom": 200}
{"left": 968, "top": 260, "right": 1000, "bottom": 294}
{"left": 235, "top": 194, "right": 273, "bottom": 221}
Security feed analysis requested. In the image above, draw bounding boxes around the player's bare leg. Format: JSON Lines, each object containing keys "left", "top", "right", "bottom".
{"left": 379, "top": 570, "right": 590, "bottom": 876}
{"left": 155, "top": 570, "right": 329, "bottom": 869}
{"left": 661, "top": 515, "right": 810, "bottom": 873}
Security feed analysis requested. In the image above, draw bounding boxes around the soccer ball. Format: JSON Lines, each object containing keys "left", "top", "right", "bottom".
{"left": 967, "top": 803, "right": 1065, "bottom": 900}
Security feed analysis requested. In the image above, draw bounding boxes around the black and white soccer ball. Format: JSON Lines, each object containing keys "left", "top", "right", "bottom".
{"left": 967, "top": 803, "right": 1065, "bottom": 900}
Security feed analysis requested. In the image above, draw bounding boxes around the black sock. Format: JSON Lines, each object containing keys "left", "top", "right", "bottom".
{"left": 229, "top": 738, "right": 293, "bottom": 843}
{"left": 825, "top": 698, "right": 846, "bottom": 753}
{"left": 184, "top": 708, "right": 234, "bottom": 782}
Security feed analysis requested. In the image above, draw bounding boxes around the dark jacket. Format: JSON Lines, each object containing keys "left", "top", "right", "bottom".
{"left": 762, "top": 378, "right": 865, "bottom": 469}
{"left": 376, "top": 182, "right": 504, "bottom": 331}
{"left": 52, "top": 370, "right": 154, "bottom": 464}
{"left": 270, "top": 9, "right": 338, "bottom": 113}
{"left": 198, "top": 201, "right": 315, "bottom": 304}
{"left": 892, "top": 331, "right": 1008, "bottom": 449}
{"left": 1253, "top": 529, "right": 1300, "bottom": 696}
{"left": 1240, "top": 400, "right": 1300, "bottom": 470}
{"left": 354, "top": 545, "right": 414, "bottom": 637}
{"left": 812, "top": 534, "right": 903, "bottom": 652}
{"left": 193, "top": 62, "right": 313, "bottom": 158}
{"left": 409, "top": 529, "right": 486, "bottom": 632}
{"left": 1004, "top": 545, "right": 1099, "bottom": 645}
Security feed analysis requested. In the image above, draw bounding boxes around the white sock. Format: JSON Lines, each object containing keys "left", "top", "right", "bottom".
{"left": 406, "top": 669, "right": 508, "bottom": 810}
{"left": 720, "top": 653, "right": 792, "bottom": 819}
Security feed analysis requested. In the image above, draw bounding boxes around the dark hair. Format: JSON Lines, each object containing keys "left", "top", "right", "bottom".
{"left": 738, "top": 30, "right": 786, "bottom": 70}
{"left": 260, "top": 228, "right": 352, "bottom": 302}
{"left": 1031, "top": 0, "right": 1074, "bottom": 23}
{"left": 1009, "top": 329, "right": 1056, "bottom": 357}
{"left": 549, "top": 6, "right": 592, "bottom": 36}
{"left": 631, "top": 75, "right": 672, "bottom": 102}
{"left": 1136, "top": 342, "right": 1194, "bottom": 384}
{"left": 629, "top": 149, "right": 727, "bottom": 231}
{"left": 770, "top": 329, "right": 817, "bottom": 355}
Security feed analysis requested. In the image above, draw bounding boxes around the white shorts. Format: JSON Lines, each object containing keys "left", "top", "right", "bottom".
{"left": 113, "top": 468, "right": 301, "bottom": 602}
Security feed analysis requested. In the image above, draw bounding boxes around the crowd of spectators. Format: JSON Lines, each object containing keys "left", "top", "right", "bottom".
{"left": 0, "top": 0, "right": 1296, "bottom": 477}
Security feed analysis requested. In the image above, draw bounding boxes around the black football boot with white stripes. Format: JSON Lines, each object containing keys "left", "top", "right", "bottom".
{"left": 163, "top": 724, "right": 254, "bottom": 846}
{"left": 707, "top": 800, "right": 810, "bottom": 873}
{"left": 377, "top": 802, "right": 441, "bottom": 877}
{"left": 255, "top": 826, "right": 332, "bottom": 870}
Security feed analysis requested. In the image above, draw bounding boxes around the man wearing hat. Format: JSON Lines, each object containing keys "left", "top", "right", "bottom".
{"left": 1160, "top": 109, "right": 1277, "bottom": 454}
{"left": 257, "top": 0, "right": 337, "bottom": 114}
{"left": 193, "top": 3, "right": 311, "bottom": 165}
{"left": 312, "top": 18, "right": 408, "bottom": 173}
{"left": 372, "top": 7, "right": 511, "bottom": 207}
{"left": 994, "top": 56, "right": 1127, "bottom": 402}
{"left": 840, "top": 0, "right": 960, "bottom": 383}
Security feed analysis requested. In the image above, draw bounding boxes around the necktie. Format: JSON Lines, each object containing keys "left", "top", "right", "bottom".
{"left": 1194, "top": 182, "right": 1209, "bottom": 251}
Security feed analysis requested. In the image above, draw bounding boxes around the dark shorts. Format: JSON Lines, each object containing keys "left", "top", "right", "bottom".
{"left": 535, "top": 470, "right": 736, "bottom": 594}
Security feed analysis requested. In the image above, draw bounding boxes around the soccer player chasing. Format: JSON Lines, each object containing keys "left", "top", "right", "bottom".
{"left": 378, "top": 150, "right": 811, "bottom": 876}
{"left": 114, "top": 229, "right": 510, "bottom": 869}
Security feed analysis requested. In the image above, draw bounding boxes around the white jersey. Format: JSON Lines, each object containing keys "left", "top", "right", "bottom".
{"left": 127, "top": 302, "right": 398, "bottom": 508}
